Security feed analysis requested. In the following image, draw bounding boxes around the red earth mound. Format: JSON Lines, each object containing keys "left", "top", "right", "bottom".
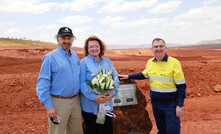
{"left": 0, "top": 47, "right": 221, "bottom": 134}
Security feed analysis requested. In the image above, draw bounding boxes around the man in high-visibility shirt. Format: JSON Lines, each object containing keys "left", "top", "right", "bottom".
{"left": 119, "top": 38, "right": 186, "bottom": 134}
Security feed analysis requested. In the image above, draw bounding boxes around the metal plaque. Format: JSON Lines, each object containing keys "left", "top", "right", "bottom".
{"left": 112, "top": 80, "right": 138, "bottom": 107}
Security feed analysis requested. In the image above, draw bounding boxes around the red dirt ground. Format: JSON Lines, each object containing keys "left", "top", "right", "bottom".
{"left": 0, "top": 46, "right": 221, "bottom": 134}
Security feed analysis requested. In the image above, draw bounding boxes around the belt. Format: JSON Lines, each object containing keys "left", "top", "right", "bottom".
{"left": 51, "top": 94, "right": 77, "bottom": 99}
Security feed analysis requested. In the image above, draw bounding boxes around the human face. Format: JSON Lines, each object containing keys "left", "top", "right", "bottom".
{"left": 57, "top": 35, "right": 74, "bottom": 52}
{"left": 88, "top": 40, "right": 100, "bottom": 58}
{"left": 152, "top": 40, "right": 166, "bottom": 58}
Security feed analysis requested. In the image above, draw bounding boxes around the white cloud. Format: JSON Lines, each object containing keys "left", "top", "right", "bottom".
{"left": 0, "top": 1, "right": 220, "bottom": 47}
{"left": 37, "top": 25, "right": 92, "bottom": 45}
{"left": 101, "top": 16, "right": 168, "bottom": 29}
{"left": 173, "top": 6, "right": 221, "bottom": 24}
{"left": 71, "top": 26, "right": 93, "bottom": 46}
{"left": 58, "top": 0, "right": 104, "bottom": 11}
{"left": 149, "top": 0, "right": 182, "bottom": 14}
{"left": 100, "top": 4, "right": 221, "bottom": 44}
{"left": 101, "top": 16, "right": 125, "bottom": 28}
{"left": 203, "top": 0, "right": 219, "bottom": 5}
{"left": 58, "top": 15, "right": 94, "bottom": 25}
{"left": 8, "top": 22, "right": 17, "bottom": 25}
{"left": 98, "top": 0, "right": 157, "bottom": 13}
{"left": 96, "top": 30, "right": 111, "bottom": 35}
{"left": 137, "top": 5, "right": 221, "bottom": 35}
{"left": 38, "top": 24, "right": 60, "bottom": 30}
{"left": 4, "top": 28, "right": 28, "bottom": 38}
{"left": 73, "top": 26, "right": 92, "bottom": 33}
{"left": 0, "top": 0, "right": 57, "bottom": 14}
{"left": 152, "top": 5, "right": 221, "bottom": 44}
{"left": 5, "top": 28, "right": 22, "bottom": 35}
{"left": 133, "top": 17, "right": 168, "bottom": 26}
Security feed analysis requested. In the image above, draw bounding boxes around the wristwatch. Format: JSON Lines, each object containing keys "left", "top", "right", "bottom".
{"left": 177, "top": 104, "right": 184, "bottom": 107}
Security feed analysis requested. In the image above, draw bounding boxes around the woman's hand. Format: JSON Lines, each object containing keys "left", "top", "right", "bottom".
{"left": 104, "top": 93, "right": 114, "bottom": 101}
{"left": 95, "top": 93, "right": 114, "bottom": 104}
{"left": 95, "top": 94, "right": 108, "bottom": 104}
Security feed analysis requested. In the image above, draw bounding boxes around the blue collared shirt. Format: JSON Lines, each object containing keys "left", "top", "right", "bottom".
{"left": 80, "top": 54, "right": 119, "bottom": 115}
{"left": 36, "top": 45, "right": 80, "bottom": 110}
{"left": 152, "top": 53, "right": 168, "bottom": 62}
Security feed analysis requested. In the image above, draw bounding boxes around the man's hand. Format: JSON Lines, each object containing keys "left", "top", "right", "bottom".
{"left": 176, "top": 106, "right": 184, "bottom": 118}
{"left": 118, "top": 74, "right": 129, "bottom": 80}
{"left": 47, "top": 108, "right": 57, "bottom": 118}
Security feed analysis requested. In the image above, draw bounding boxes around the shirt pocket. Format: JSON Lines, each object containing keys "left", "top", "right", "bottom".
{"left": 147, "top": 69, "right": 156, "bottom": 84}
{"left": 147, "top": 68, "right": 156, "bottom": 76}
{"left": 160, "top": 69, "right": 173, "bottom": 78}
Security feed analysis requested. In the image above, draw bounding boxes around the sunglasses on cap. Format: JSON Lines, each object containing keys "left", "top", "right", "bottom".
{"left": 50, "top": 116, "right": 62, "bottom": 125}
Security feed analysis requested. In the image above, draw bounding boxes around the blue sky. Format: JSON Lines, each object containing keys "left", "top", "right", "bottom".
{"left": 0, "top": 0, "right": 221, "bottom": 48}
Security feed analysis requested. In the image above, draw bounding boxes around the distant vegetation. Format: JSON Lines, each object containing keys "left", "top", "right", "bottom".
{"left": 182, "top": 43, "right": 221, "bottom": 49}
{"left": 0, "top": 37, "right": 56, "bottom": 47}
{"left": 1, "top": 37, "right": 220, "bottom": 49}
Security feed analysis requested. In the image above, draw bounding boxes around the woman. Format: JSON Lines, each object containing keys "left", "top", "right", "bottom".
{"left": 80, "top": 35, "right": 119, "bottom": 134}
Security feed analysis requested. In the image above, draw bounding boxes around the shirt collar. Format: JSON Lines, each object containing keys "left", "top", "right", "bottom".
{"left": 152, "top": 53, "right": 168, "bottom": 62}
{"left": 57, "top": 45, "right": 71, "bottom": 56}
{"left": 88, "top": 54, "right": 103, "bottom": 62}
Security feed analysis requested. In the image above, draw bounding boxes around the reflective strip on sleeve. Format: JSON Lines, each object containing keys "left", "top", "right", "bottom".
{"left": 175, "top": 80, "right": 186, "bottom": 85}
{"left": 150, "top": 87, "right": 177, "bottom": 93}
{"left": 143, "top": 74, "right": 149, "bottom": 78}
{"left": 149, "top": 76, "right": 174, "bottom": 82}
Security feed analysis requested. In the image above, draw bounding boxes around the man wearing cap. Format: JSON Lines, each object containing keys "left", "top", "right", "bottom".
{"left": 36, "top": 27, "right": 83, "bottom": 134}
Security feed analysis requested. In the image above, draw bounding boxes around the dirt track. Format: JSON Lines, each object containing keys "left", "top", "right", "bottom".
{"left": 0, "top": 47, "right": 221, "bottom": 134}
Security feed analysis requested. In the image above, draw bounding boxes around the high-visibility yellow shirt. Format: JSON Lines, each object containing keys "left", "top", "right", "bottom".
{"left": 142, "top": 56, "right": 186, "bottom": 93}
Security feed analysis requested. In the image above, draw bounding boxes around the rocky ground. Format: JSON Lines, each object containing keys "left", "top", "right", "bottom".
{"left": 0, "top": 46, "right": 221, "bottom": 134}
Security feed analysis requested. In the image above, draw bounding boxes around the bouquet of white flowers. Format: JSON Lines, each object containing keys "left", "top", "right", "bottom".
{"left": 88, "top": 69, "right": 116, "bottom": 95}
{"left": 87, "top": 69, "right": 116, "bottom": 124}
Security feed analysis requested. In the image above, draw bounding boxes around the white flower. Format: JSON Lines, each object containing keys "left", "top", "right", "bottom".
{"left": 92, "top": 77, "right": 99, "bottom": 86}
{"left": 87, "top": 69, "right": 117, "bottom": 124}
{"left": 109, "top": 79, "right": 114, "bottom": 89}
{"left": 87, "top": 69, "right": 116, "bottom": 94}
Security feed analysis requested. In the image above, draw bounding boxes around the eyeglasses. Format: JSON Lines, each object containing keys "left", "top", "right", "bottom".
{"left": 50, "top": 116, "right": 62, "bottom": 125}
{"left": 152, "top": 45, "right": 165, "bottom": 49}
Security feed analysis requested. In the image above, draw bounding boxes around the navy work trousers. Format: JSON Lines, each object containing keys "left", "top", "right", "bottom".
{"left": 151, "top": 100, "right": 180, "bottom": 134}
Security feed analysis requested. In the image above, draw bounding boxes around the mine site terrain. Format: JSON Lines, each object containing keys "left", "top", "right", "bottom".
{"left": 0, "top": 38, "right": 221, "bottom": 134}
